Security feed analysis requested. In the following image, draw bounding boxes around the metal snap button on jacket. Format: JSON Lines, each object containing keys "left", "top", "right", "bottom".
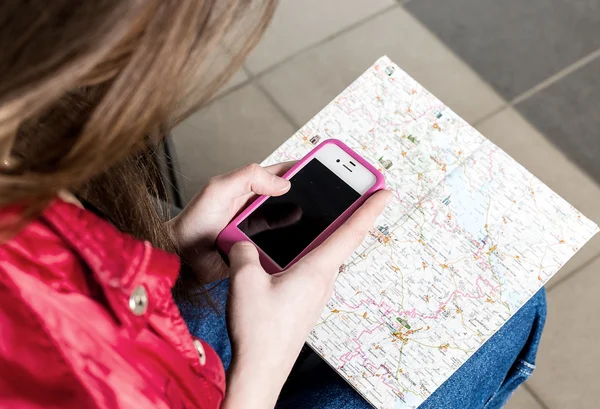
{"left": 193, "top": 339, "right": 207, "bottom": 366}
{"left": 129, "top": 285, "right": 148, "bottom": 316}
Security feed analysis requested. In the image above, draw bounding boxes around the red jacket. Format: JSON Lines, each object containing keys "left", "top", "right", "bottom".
{"left": 0, "top": 200, "right": 225, "bottom": 409}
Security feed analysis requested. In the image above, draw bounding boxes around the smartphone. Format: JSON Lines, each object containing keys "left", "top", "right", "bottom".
{"left": 216, "top": 139, "right": 386, "bottom": 274}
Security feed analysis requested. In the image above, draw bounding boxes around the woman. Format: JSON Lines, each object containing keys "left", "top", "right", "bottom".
{"left": 0, "top": 1, "right": 546, "bottom": 408}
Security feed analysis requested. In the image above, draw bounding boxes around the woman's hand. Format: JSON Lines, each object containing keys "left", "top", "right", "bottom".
{"left": 168, "top": 163, "right": 294, "bottom": 283}
{"left": 222, "top": 190, "right": 390, "bottom": 409}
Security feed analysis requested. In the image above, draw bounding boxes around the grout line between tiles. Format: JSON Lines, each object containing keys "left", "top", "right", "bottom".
{"left": 242, "top": 65, "right": 254, "bottom": 79}
{"left": 239, "top": 5, "right": 405, "bottom": 132}
{"left": 252, "top": 80, "right": 301, "bottom": 130}
{"left": 523, "top": 383, "right": 552, "bottom": 409}
{"left": 203, "top": 77, "right": 253, "bottom": 105}
{"left": 459, "top": 45, "right": 600, "bottom": 136}
{"left": 475, "top": 47, "right": 600, "bottom": 127}
{"left": 546, "top": 250, "right": 600, "bottom": 292}
{"left": 201, "top": 4, "right": 400, "bottom": 109}
{"left": 252, "top": 3, "right": 400, "bottom": 81}
{"left": 200, "top": 74, "right": 278, "bottom": 116}
{"left": 510, "top": 46, "right": 600, "bottom": 106}
{"left": 472, "top": 105, "right": 509, "bottom": 128}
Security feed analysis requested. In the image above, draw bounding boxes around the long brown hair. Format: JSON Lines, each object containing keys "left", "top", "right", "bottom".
{"left": 0, "top": 0, "right": 275, "bottom": 252}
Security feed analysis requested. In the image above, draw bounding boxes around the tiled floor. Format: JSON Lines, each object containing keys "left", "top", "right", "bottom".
{"left": 172, "top": 1, "right": 600, "bottom": 407}
{"left": 516, "top": 56, "right": 600, "bottom": 185}
{"left": 406, "top": 0, "right": 600, "bottom": 186}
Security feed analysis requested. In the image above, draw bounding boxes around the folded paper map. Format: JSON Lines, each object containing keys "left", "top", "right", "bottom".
{"left": 261, "top": 56, "right": 598, "bottom": 409}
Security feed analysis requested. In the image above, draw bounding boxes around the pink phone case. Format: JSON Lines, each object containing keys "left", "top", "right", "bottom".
{"left": 216, "top": 138, "right": 386, "bottom": 274}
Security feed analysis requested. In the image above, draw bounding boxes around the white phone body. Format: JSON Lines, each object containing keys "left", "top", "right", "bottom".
{"left": 312, "top": 143, "right": 377, "bottom": 194}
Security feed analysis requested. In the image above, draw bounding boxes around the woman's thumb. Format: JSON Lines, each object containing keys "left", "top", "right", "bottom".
{"left": 228, "top": 241, "right": 262, "bottom": 273}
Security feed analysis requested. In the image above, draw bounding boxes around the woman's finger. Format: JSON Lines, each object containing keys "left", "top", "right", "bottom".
{"left": 228, "top": 241, "right": 262, "bottom": 274}
{"left": 291, "top": 190, "right": 391, "bottom": 280}
{"left": 235, "top": 161, "right": 298, "bottom": 208}
{"left": 209, "top": 163, "right": 291, "bottom": 201}
{"left": 264, "top": 161, "right": 297, "bottom": 177}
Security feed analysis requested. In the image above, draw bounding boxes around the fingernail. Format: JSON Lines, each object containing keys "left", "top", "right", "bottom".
{"left": 274, "top": 176, "right": 291, "bottom": 191}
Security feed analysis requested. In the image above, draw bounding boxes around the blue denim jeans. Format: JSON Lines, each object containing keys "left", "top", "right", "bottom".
{"left": 177, "top": 280, "right": 546, "bottom": 409}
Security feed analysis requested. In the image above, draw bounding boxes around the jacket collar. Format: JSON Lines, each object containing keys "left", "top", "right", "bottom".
{"left": 42, "top": 199, "right": 204, "bottom": 372}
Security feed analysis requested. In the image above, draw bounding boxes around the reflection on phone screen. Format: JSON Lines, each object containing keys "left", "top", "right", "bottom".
{"left": 239, "top": 159, "right": 360, "bottom": 268}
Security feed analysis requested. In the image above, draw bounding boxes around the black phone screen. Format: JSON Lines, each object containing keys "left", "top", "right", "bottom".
{"left": 238, "top": 159, "right": 361, "bottom": 268}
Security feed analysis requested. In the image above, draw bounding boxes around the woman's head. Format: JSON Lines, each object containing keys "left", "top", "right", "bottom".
{"left": 0, "top": 0, "right": 276, "bottom": 245}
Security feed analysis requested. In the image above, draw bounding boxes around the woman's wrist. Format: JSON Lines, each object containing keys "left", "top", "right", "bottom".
{"left": 222, "top": 357, "right": 285, "bottom": 409}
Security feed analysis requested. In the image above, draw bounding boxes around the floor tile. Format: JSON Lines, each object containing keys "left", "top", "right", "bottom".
{"left": 504, "top": 387, "right": 543, "bottom": 409}
{"left": 516, "top": 56, "right": 600, "bottom": 187}
{"left": 476, "top": 108, "right": 600, "bottom": 286}
{"left": 406, "top": 0, "right": 600, "bottom": 100}
{"left": 527, "top": 256, "right": 600, "bottom": 409}
{"left": 259, "top": 7, "right": 504, "bottom": 128}
{"left": 246, "top": 0, "right": 394, "bottom": 74}
{"left": 172, "top": 84, "right": 295, "bottom": 202}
